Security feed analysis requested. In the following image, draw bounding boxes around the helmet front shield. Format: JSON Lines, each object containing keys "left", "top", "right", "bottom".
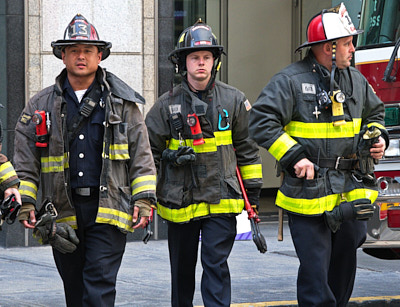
{"left": 51, "top": 14, "right": 112, "bottom": 60}
{"left": 296, "top": 3, "right": 363, "bottom": 52}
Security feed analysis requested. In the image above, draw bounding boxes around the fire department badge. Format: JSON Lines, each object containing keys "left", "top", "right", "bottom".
{"left": 19, "top": 112, "right": 32, "bottom": 125}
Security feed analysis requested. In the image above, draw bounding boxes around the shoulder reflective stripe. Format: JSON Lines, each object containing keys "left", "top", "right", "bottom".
{"left": 109, "top": 143, "right": 130, "bottom": 160}
{"left": 276, "top": 188, "right": 378, "bottom": 215}
{"left": 0, "top": 161, "right": 17, "bottom": 183}
{"left": 239, "top": 164, "right": 263, "bottom": 180}
{"left": 284, "top": 119, "right": 362, "bottom": 139}
{"left": 97, "top": 207, "right": 133, "bottom": 232}
{"left": 56, "top": 216, "right": 77, "bottom": 229}
{"left": 367, "top": 122, "right": 385, "bottom": 131}
{"left": 269, "top": 133, "right": 297, "bottom": 161}
{"left": 157, "top": 198, "right": 244, "bottom": 223}
{"left": 168, "top": 130, "right": 233, "bottom": 153}
{"left": 131, "top": 175, "right": 157, "bottom": 196}
{"left": 19, "top": 180, "right": 38, "bottom": 200}
{"left": 41, "top": 154, "right": 69, "bottom": 173}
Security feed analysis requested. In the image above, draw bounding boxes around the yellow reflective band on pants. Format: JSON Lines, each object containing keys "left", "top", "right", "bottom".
{"left": 276, "top": 188, "right": 379, "bottom": 215}
{"left": 157, "top": 198, "right": 245, "bottom": 223}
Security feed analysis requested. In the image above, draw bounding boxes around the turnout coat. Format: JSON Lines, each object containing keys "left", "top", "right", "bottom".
{"left": 14, "top": 67, "right": 156, "bottom": 232}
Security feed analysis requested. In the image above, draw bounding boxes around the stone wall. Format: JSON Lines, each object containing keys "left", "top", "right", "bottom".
{"left": 27, "top": 0, "right": 156, "bottom": 112}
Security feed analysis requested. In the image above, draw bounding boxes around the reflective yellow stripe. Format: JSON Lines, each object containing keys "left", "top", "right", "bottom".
{"left": 19, "top": 180, "right": 38, "bottom": 200}
{"left": 56, "top": 216, "right": 77, "bottom": 229}
{"left": 276, "top": 188, "right": 378, "bottom": 215}
{"left": 0, "top": 161, "right": 17, "bottom": 184}
{"left": 283, "top": 118, "right": 362, "bottom": 139}
{"left": 131, "top": 175, "right": 156, "bottom": 196}
{"left": 367, "top": 122, "right": 385, "bottom": 131}
{"left": 109, "top": 143, "right": 130, "bottom": 160}
{"left": 269, "top": 133, "right": 297, "bottom": 161}
{"left": 167, "top": 130, "right": 233, "bottom": 153}
{"left": 96, "top": 207, "right": 133, "bottom": 232}
{"left": 239, "top": 164, "right": 263, "bottom": 180}
{"left": 41, "top": 154, "right": 69, "bottom": 173}
{"left": 214, "top": 130, "right": 232, "bottom": 145}
{"left": 178, "top": 32, "right": 185, "bottom": 44}
{"left": 157, "top": 198, "right": 244, "bottom": 223}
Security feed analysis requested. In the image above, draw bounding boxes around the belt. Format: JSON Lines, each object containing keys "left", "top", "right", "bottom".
{"left": 310, "top": 157, "right": 358, "bottom": 170}
{"left": 73, "top": 187, "right": 99, "bottom": 197}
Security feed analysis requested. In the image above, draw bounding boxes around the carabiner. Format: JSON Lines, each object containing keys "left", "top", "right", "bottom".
{"left": 218, "top": 109, "right": 230, "bottom": 131}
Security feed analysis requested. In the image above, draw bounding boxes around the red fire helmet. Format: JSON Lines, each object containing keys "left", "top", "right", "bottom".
{"left": 296, "top": 2, "right": 363, "bottom": 52}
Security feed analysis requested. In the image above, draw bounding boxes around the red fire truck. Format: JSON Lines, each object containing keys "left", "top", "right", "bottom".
{"left": 355, "top": 0, "right": 400, "bottom": 259}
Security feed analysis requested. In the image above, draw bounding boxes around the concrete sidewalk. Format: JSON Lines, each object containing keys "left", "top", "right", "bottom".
{"left": 0, "top": 217, "right": 296, "bottom": 306}
{"left": 1, "top": 217, "right": 400, "bottom": 306}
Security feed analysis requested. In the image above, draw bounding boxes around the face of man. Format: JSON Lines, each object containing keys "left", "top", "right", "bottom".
{"left": 334, "top": 36, "right": 355, "bottom": 69}
{"left": 62, "top": 44, "right": 102, "bottom": 80}
{"left": 185, "top": 50, "right": 214, "bottom": 89}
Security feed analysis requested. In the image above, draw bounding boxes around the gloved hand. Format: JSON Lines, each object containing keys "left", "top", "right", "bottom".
{"left": 246, "top": 188, "right": 261, "bottom": 213}
{"left": 18, "top": 203, "right": 35, "bottom": 222}
{"left": 357, "top": 126, "right": 381, "bottom": 175}
{"left": 34, "top": 214, "right": 79, "bottom": 254}
{"left": 134, "top": 198, "right": 153, "bottom": 217}
{"left": 324, "top": 198, "right": 374, "bottom": 233}
{"left": 162, "top": 146, "right": 196, "bottom": 166}
{"left": 0, "top": 194, "right": 21, "bottom": 225}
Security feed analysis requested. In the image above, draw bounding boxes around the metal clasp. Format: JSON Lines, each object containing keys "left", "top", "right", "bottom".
{"left": 335, "top": 157, "right": 341, "bottom": 170}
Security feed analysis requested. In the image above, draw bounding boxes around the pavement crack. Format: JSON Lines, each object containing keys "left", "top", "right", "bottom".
{"left": 0, "top": 255, "right": 55, "bottom": 269}
{"left": 270, "top": 251, "right": 298, "bottom": 258}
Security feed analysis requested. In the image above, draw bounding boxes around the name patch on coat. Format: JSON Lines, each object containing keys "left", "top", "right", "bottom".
{"left": 302, "top": 83, "right": 316, "bottom": 94}
{"left": 169, "top": 104, "right": 181, "bottom": 114}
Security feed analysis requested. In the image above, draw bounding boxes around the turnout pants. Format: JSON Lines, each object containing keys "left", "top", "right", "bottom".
{"left": 168, "top": 215, "right": 237, "bottom": 307}
{"left": 287, "top": 212, "right": 367, "bottom": 307}
{"left": 53, "top": 193, "right": 126, "bottom": 307}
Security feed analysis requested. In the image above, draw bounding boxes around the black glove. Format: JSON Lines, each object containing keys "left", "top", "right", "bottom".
{"left": 357, "top": 126, "right": 381, "bottom": 175}
{"left": 34, "top": 214, "right": 79, "bottom": 254}
{"left": 246, "top": 188, "right": 261, "bottom": 213}
{"left": 162, "top": 146, "right": 196, "bottom": 166}
{"left": 324, "top": 198, "right": 374, "bottom": 233}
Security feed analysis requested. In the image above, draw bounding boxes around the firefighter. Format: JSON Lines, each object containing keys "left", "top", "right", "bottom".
{"left": 249, "top": 3, "right": 388, "bottom": 307}
{"left": 14, "top": 14, "right": 156, "bottom": 306}
{"left": 145, "top": 19, "right": 263, "bottom": 306}
{"left": 0, "top": 115, "right": 22, "bottom": 221}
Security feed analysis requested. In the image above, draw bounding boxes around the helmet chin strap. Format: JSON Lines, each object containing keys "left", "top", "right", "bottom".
{"left": 330, "top": 40, "right": 337, "bottom": 93}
